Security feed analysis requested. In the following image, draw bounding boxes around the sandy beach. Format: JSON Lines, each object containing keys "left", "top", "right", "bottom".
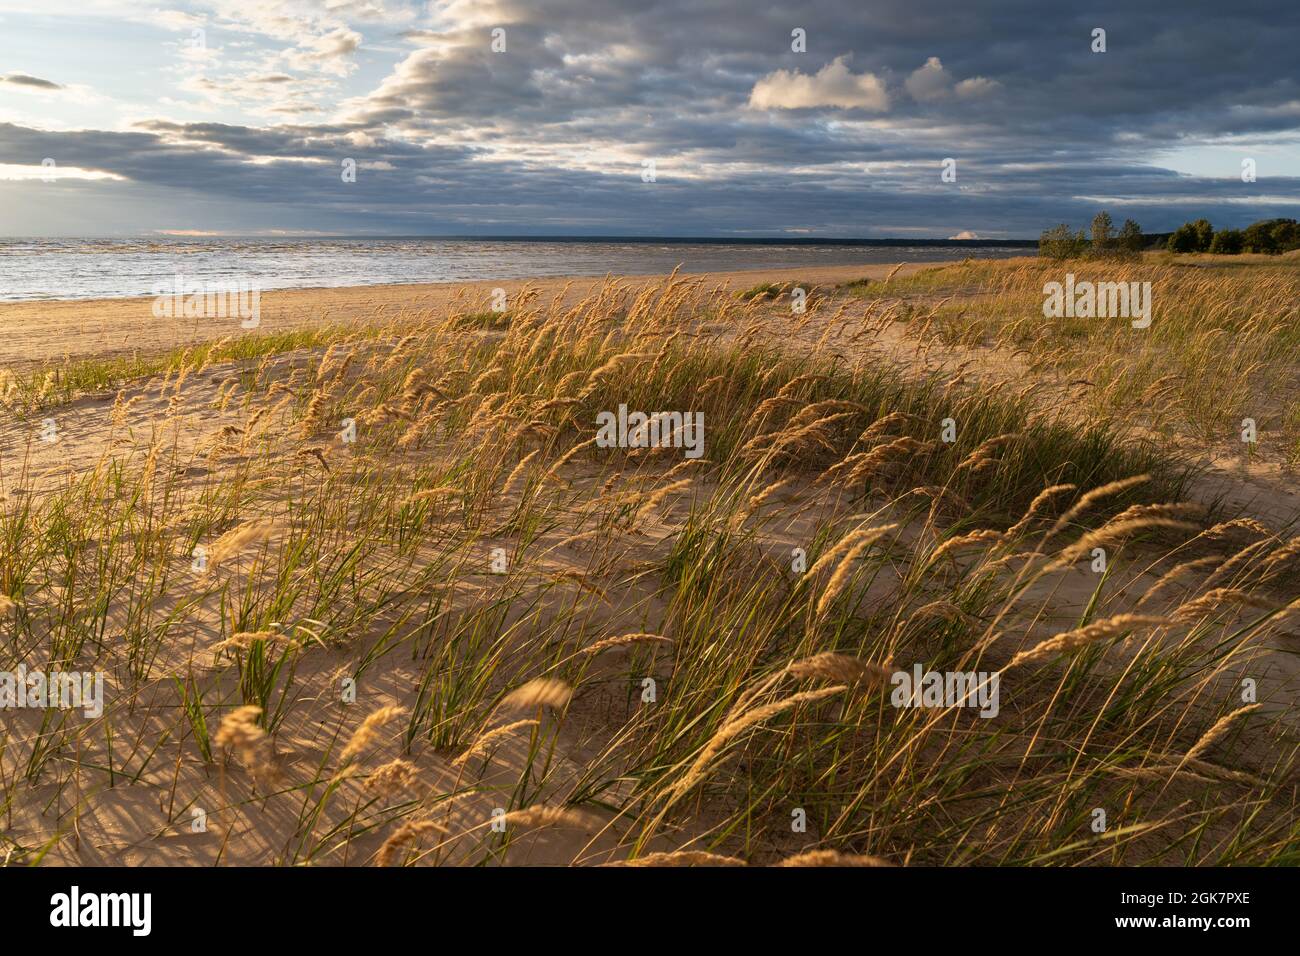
{"left": 6, "top": 0, "right": 1300, "bottom": 922}
{"left": 2, "top": 254, "right": 1297, "bottom": 868}
{"left": 1, "top": 262, "right": 939, "bottom": 369}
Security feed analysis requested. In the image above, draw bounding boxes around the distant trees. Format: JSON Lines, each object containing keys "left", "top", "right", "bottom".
{"left": 1039, "top": 210, "right": 1142, "bottom": 260}
{"left": 1242, "top": 221, "right": 1277, "bottom": 254}
{"left": 1208, "top": 229, "right": 1244, "bottom": 254}
{"left": 1090, "top": 211, "right": 1114, "bottom": 255}
{"left": 1241, "top": 218, "right": 1299, "bottom": 253}
{"left": 1167, "top": 223, "right": 1197, "bottom": 253}
{"left": 1192, "top": 219, "right": 1214, "bottom": 251}
{"left": 1168, "top": 218, "right": 1214, "bottom": 253}
{"left": 1270, "top": 219, "right": 1300, "bottom": 250}
{"left": 1167, "top": 217, "right": 1298, "bottom": 255}
{"left": 1118, "top": 219, "right": 1144, "bottom": 254}
{"left": 1040, "top": 213, "right": 1300, "bottom": 260}
{"left": 1038, "top": 223, "right": 1087, "bottom": 259}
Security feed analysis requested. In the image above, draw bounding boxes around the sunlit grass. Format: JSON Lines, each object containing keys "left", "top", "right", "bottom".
{"left": 0, "top": 269, "right": 1294, "bottom": 867}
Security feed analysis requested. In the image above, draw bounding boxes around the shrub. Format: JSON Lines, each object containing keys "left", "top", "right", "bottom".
{"left": 1090, "top": 210, "right": 1115, "bottom": 256}
{"left": 1039, "top": 224, "right": 1087, "bottom": 260}
{"left": 1191, "top": 219, "right": 1214, "bottom": 252}
{"left": 1208, "top": 229, "right": 1244, "bottom": 255}
{"left": 1117, "top": 218, "right": 1144, "bottom": 256}
{"left": 1167, "top": 222, "right": 1199, "bottom": 253}
{"left": 1268, "top": 219, "right": 1300, "bottom": 251}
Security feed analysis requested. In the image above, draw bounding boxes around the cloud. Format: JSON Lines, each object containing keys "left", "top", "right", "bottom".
{"left": 904, "top": 57, "right": 952, "bottom": 102}
{"left": 955, "top": 77, "right": 1000, "bottom": 99}
{"left": 282, "top": 27, "right": 364, "bottom": 76}
{"left": 0, "top": 162, "right": 124, "bottom": 181}
{"left": 905, "top": 58, "right": 999, "bottom": 103}
{"left": 749, "top": 56, "right": 889, "bottom": 111}
{"left": 1, "top": 0, "right": 1299, "bottom": 237}
{"left": 1, "top": 73, "right": 64, "bottom": 91}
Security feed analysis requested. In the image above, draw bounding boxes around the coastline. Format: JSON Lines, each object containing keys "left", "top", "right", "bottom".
{"left": 2, "top": 250, "right": 1297, "bottom": 868}
{"left": 0, "top": 260, "right": 1003, "bottom": 369}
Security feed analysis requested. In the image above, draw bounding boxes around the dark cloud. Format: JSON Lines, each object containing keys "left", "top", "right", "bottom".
{"left": 1, "top": 73, "right": 63, "bottom": 90}
{"left": 2, "top": 0, "right": 1298, "bottom": 235}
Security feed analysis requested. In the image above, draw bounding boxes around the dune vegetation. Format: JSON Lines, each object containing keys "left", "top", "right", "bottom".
{"left": 0, "top": 261, "right": 1296, "bottom": 866}
{"left": 841, "top": 257, "right": 1300, "bottom": 465}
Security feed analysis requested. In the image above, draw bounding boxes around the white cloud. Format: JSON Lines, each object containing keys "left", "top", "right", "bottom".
{"left": 147, "top": 8, "right": 207, "bottom": 31}
{"left": 0, "top": 163, "right": 125, "bottom": 181}
{"left": 748, "top": 55, "right": 889, "bottom": 112}
{"left": 282, "top": 26, "right": 363, "bottom": 75}
{"left": 956, "top": 76, "right": 1000, "bottom": 99}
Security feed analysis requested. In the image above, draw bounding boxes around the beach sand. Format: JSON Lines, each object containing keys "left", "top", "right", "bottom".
{"left": 0, "top": 262, "right": 935, "bottom": 369}
{"left": 5, "top": 253, "right": 1296, "bottom": 526}
{"left": 2, "top": 256, "right": 1296, "bottom": 865}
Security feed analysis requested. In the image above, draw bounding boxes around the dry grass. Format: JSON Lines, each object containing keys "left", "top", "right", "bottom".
{"left": 0, "top": 267, "right": 1296, "bottom": 867}
{"left": 853, "top": 256, "right": 1300, "bottom": 467}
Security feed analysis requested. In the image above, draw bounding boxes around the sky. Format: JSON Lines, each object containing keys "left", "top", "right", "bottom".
{"left": 0, "top": 0, "right": 1297, "bottom": 238}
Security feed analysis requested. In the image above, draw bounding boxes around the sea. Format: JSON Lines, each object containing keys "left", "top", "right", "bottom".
{"left": 0, "top": 237, "right": 1034, "bottom": 302}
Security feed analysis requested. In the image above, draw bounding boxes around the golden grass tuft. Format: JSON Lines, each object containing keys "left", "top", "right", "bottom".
{"left": 776, "top": 849, "right": 894, "bottom": 867}
{"left": 341, "top": 705, "right": 407, "bottom": 763}
{"left": 500, "top": 678, "right": 573, "bottom": 712}
{"left": 1008, "top": 614, "right": 1169, "bottom": 668}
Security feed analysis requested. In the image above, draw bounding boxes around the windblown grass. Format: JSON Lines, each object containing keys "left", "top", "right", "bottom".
{"left": 0, "top": 270, "right": 1294, "bottom": 867}
{"left": 858, "top": 257, "right": 1300, "bottom": 465}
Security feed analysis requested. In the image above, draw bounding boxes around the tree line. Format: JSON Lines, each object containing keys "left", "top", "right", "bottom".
{"left": 1039, "top": 212, "right": 1144, "bottom": 260}
{"left": 1164, "top": 217, "right": 1299, "bottom": 254}
{"left": 1040, "top": 212, "right": 1300, "bottom": 259}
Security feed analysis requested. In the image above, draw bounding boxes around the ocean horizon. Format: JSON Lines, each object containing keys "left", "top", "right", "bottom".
{"left": 0, "top": 236, "right": 1033, "bottom": 302}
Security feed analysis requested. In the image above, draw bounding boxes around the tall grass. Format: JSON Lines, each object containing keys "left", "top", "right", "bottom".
{"left": 0, "top": 270, "right": 1294, "bottom": 866}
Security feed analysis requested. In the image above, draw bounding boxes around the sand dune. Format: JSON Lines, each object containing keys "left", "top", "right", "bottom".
{"left": 1, "top": 258, "right": 1296, "bottom": 866}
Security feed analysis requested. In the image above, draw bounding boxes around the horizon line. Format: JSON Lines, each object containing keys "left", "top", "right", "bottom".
{"left": 3, "top": 233, "right": 1045, "bottom": 245}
